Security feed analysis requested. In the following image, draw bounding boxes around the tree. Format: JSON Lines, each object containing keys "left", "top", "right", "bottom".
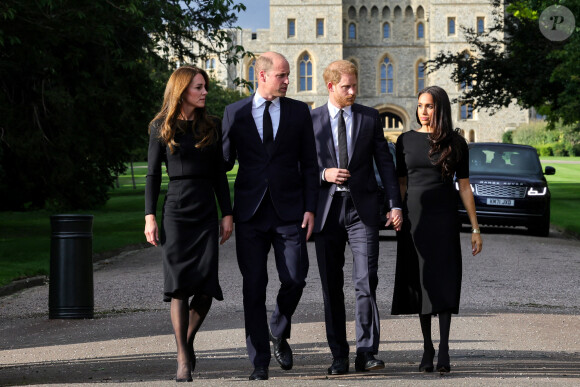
{"left": 428, "top": 0, "right": 580, "bottom": 128}
{"left": 0, "top": 0, "right": 247, "bottom": 210}
{"left": 206, "top": 78, "right": 248, "bottom": 119}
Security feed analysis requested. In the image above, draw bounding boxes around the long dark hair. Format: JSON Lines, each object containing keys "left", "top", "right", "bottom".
{"left": 150, "top": 66, "right": 216, "bottom": 154}
{"left": 416, "top": 86, "right": 464, "bottom": 179}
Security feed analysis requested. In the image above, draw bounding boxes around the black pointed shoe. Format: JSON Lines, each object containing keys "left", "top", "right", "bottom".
{"left": 249, "top": 366, "right": 269, "bottom": 380}
{"left": 436, "top": 346, "right": 451, "bottom": 374}
{"left": 354, "top": 352, "right": 385, "bottom": 372}
{"left": 419, "top": 346, "right": 435, "bottom": 372}
{"left": 270, "top": 331, "right": 293, "bottom": 370}
{"left": 327, "top": 357, "right": 349, "bottom": 375}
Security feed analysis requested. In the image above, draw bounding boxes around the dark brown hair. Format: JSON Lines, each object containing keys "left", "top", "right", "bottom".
{"left": 150, "top": 66, "right": 216, "bottom": 153}
{"left": 416, "top": 85, "right": 464, "bottom": 179}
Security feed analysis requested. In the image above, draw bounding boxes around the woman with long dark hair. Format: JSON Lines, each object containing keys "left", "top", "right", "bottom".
{"left": 391, "top": 86, "right": 482, "bottom": 373}
{"left": 144, "top": 66, "right": 233, "bottom": 382}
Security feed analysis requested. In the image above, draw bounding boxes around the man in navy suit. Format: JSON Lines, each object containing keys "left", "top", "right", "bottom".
{"left": 222, "top": 52, "right": 318, "bottom": 380}
{"left": 311, "top": 60, "right": 403, "bottom": 375}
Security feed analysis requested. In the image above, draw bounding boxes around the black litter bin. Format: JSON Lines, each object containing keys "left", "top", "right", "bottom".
{"left": 49, "top": 214, "right": 94, "bottom": 319}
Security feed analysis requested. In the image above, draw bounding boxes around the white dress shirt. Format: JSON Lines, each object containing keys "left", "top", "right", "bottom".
{"left": 252, "top": 92, "right": 281, "bottom": 141}
{"left": 327, "top": 101, "right": 353, "bottom": 166}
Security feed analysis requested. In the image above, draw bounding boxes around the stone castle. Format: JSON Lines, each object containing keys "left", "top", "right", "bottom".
{"left": 203, "top": 0, "right": 529, "bottom": 142}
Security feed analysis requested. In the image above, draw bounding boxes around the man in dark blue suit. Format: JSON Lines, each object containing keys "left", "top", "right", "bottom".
{"left": 222, "top": 52, "right": 318, "bottom": 380}
{"left": 311, "top": 60, "right": 403, "bottom": 375}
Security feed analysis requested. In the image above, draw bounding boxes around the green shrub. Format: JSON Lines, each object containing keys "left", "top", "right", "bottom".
{"left": 536, "top": 144, "right": 554, "bottom": 156}
{"left": 513, "top": 121, "right": 579, "bottom": 157}
{"left": 553, "top": 142, "right": 569, "bottom": 156}
{"left": 502, "top": 130, "right": 514, "bottom": 143}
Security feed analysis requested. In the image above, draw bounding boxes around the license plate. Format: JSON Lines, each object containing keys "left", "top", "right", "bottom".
{"left": 486, "top": 198, "right": 514, "bottom": 206}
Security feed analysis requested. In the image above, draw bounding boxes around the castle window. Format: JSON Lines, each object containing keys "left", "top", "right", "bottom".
{"left": 317, "top": 19, "right": 324, "bottom": 37}
{"left": 417, "top": 62, "right": 425, "bottom": 93}
{"left": 417, "top": 22, "right": 424, "bottom": 39}
{"left": 299, "top": 53, "right": 313, "bottom": 91}
{"left": 205, "top": 58, "right": 216, "bottom": 70}
{"left": 248, "top": 59, "right": 258, "bottom": 93}
{"left": 477, "top": 17, "right": 485, "bottom": 34}
{"left": 383, "top": 22, "right": 390, "bottom": 39}
{"left": 288, "top": 19, "right": 296, "bottom": 38}
{"left": 349, "top": 23, "right": 356, "bottom": 39}
{"left": 448, "top": 17, "right": 456, "bottom": 36}
{"left": 460, "top": 103, "right": 474, "bottom": 120}
{"left": 251, "top": 32, "right": 257, "bottom": 40}
{"left": 380, "top": 57, "right": 394, "bottom": 94}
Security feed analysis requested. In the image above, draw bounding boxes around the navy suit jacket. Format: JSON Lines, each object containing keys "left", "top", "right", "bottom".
{"left": 222, "top": 95, "right": 318, "bottom": 223}
{"left": 312, "top": 103, "right": 402, "bottom": 232}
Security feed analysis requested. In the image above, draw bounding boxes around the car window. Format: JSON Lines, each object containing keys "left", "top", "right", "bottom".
{"left": 469, "top": 146, "right": 543, "bottom": 177}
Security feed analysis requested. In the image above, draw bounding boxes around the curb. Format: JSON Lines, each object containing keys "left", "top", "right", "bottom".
{"left": 0, "top": 275, "right": 47, "bottom": 297}
{"left": 0, "top": 243, "right": 151, "bottom": 298}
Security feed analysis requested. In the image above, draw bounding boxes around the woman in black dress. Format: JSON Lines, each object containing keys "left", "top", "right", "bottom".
{"left": 391, "top": 86, "right": 482, "bottom": 373}
{"left": 144, "top": 66, "right": 233, "bottom": 382}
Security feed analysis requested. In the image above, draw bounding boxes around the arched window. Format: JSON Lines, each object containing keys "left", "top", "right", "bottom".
{"left": 383, "top": 22, "right": 390, "bottom": 39}
{"left": 299, "top": 53, "right": 313, "bottom": 91}
{"left": 448, "top": 17, "right": 456, "bottom": 35}
{"left": 417, "top": 22, "right": 424, "bottom": 39}
{"left": 469, "top": 130, "right": 475, "bottom": 142}
{"left": 349, "top": 23, "right": 356, "bottom": 39}
{"left": 380, "top": 57, "right": 394, "bottom": 94}
{"left": 248, "top": 59, "right": 257, "bottom": 93}
{"left": 417, "top": 62, "right": 425, "bottom": 93}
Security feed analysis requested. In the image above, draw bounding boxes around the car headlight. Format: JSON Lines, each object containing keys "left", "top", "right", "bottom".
{"left": 455, "top": 182, "right": 474, "bottom": 192}
{"left": 528, "top": 187, "right": 547, "bottom": 196}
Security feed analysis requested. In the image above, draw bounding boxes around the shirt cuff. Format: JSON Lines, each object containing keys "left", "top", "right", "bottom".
{"left": 321, "top": 168, "right": 327, "bottom": 182}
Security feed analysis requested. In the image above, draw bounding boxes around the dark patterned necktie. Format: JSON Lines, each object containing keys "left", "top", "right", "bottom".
{"left": 263, "top": 101, "right": 273, "bottom": 152}
{"left": 337, "top": 109, "right": 348, "bottom": 169}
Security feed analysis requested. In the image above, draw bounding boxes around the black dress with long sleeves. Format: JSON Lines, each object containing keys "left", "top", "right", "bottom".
{"left": 391, "top": 130, "right": 468, "bottom": 315}
{"left": 145, "top": 118, "right": 232, "bottom": 302}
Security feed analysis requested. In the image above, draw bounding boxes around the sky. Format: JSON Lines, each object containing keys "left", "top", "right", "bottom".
{"left": 234, "top": 0, "right": 270, "bottom": 30}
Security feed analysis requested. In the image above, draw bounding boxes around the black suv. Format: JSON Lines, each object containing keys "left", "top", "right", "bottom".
{"left": 456, "top": 143, "right": 555, "bottom": 236}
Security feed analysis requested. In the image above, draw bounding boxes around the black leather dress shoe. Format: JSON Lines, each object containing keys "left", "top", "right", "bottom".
{"left": 354, "top": 352, "right": 385, "bottom": 372}
{"left": 327, "top": 357, "right": 349, "bottom": 375}
{"left": 249, "top": 366, "right": 269, "bottom": 380}
{"left": 270, "top": 332, "right": 293, "bottom": 370}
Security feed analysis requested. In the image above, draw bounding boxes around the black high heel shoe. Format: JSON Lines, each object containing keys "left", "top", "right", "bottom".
{"left": 436, "top": 345, "right": 451, "bottom": 374}
{"left": 419, "top": 345, "right": 435, "bottom": 372}
{"left": 175, "top": 361, "right": 193, "bottom": 382}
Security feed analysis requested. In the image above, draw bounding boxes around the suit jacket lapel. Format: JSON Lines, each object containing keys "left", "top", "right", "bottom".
{"left": 349, "top": 104, "right": 362, "bottom": 162}
{"left": 270, "top": 97, "right": 287, "bottom": 156}
{"left": 240, "top": 97, "right": 263, "bottom": 145}
{"left": 320, "top": 107, "right": 337, "bottom": 167}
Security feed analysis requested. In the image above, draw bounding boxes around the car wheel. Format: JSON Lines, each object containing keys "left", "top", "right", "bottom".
{"left": 528, "top": 208, "right": 550, "bottom": 237}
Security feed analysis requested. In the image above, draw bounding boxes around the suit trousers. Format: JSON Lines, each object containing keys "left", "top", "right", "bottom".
{"left": 235, "top": 191, "right": 309, "bottom": 367}
{"left": 314, "top": 193, "right": 380, "bottom": 358}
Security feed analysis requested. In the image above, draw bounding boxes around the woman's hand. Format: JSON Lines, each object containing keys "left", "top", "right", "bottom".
{"left": 220, "top": 215, "right": 233, "bottom": 245}
{"left": 144, "top": 214, "right": 159, "bottom": 246}
{"left": 471, "top": 232, "right": 482, "bottom": 256}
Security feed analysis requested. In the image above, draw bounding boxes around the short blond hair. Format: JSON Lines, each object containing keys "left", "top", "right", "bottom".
{"left": 323, "top": 60, "right": 358, "bottom": 85}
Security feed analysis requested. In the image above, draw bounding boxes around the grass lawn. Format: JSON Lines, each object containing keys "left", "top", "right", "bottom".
{"left": 0, "top": 163, "right": 237, "bottom": 287}
{"left": 542, "top": 160, "right": 580, "bottom": 236}
{"left": 0, "top": 159, "right": 577, "bottom": 288}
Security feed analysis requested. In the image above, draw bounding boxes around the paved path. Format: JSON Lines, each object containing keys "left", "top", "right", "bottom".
{"left": 1, "top": 228, "right": 579, "bottom": 386}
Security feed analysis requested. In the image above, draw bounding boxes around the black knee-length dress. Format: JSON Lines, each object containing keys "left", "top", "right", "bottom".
{"left": 391, "top": 130, "right": 468, "bottom": 315}
{"left": 145, "top": 118, "right": 232, "bottom": 302}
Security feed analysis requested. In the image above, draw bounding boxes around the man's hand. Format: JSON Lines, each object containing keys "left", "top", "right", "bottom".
{"left": 386, "top": 209, "right": 403, "bottom": 232}
{"left": 301, "top": 211, "right": 315, "bottom": 241}
{"left": 324, "top": 168, "right": 351, "bottom": 185}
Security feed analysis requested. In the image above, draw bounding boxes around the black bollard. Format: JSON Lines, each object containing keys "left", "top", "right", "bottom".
{"left": 49, "top": 214, "right": 94, "bottom": 319}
